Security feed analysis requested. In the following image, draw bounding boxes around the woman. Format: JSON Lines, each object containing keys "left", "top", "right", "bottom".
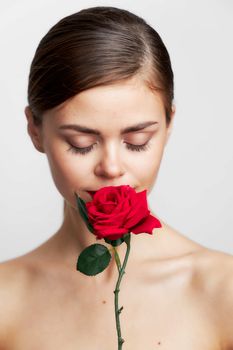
{"left": 0, "top": 6, "right": 232, "bottom": 349}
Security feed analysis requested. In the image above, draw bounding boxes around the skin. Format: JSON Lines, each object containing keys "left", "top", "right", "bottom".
{"left": 0, "top": 76, "right": 232, "bottom": 349}
{"left": 26, "top": 75, "right": 175, "bottom": 279}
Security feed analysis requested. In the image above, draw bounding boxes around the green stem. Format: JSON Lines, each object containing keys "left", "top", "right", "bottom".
{"left": 112, "top": 247, "right": 122, "bottom": 273}
{"left": 113, "top": 233, "right": 131, "bottom": 350}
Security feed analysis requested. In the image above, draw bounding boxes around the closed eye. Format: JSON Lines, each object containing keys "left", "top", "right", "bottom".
{"left": 67, "top": 141, "right": 151, "bottom": 155}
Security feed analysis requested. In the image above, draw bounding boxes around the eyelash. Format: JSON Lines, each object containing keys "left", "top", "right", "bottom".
{"left": 67, "top": 141, "right": 151, "bottom": 155}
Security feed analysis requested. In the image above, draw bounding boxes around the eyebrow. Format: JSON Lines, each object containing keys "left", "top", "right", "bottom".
{"left": 59, "top": 121, "right": 158, "bottom": 135}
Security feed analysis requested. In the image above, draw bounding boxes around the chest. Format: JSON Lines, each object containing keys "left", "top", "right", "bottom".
{"left": 9, "top": 274, "right": 221, "bottom": 350}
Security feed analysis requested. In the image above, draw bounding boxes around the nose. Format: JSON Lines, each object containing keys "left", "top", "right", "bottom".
{"left": 94, "top": 142, "right": 125, "bottom": 179}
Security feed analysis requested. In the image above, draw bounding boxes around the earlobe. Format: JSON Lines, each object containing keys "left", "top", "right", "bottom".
{"left": 24, "top": 106, "right": 45, "bottom": 153}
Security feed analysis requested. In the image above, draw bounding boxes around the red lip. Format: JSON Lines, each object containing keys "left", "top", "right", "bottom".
{"left": 86, "top": 186, "right": 136, "bottom": 196}
{"left": 87, "top": 190, "right": 96, "bottom": 195}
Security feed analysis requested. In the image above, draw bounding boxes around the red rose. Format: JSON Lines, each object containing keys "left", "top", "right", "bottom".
{"left": 85, "top": 185, "right": 162, "bottom": 240}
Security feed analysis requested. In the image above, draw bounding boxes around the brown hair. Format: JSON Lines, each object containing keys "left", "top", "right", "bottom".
{"left": 26, "top": 6, "right": 174, "bottom": 128}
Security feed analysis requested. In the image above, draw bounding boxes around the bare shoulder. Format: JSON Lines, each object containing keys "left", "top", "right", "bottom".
{"left": 194, "top": 247, "right": 233, "bottom": 292}
{"left": 0, "top": 257, "right": 32, "bottom": 345}
{"left": 193, "top": 247, "right": 233, "bottom": 349}
{"left": 193, "top": 246, "right": 233, "bottom": 279}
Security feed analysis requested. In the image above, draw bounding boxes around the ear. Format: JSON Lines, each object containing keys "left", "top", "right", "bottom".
{"left": 24, "top": 106, "right": 45, "bottom": 153}
{"left": 165, "top": 105, "right": 176, "bottom": 145}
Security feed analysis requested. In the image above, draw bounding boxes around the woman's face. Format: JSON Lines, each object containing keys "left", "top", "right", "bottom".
{"left": 26, "top": 77, "right": 174, "bottom": 208}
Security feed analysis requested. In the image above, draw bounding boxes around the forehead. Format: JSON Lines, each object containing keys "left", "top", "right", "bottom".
{"left": 43, "top": 78, "right": 165, "bottom": 129}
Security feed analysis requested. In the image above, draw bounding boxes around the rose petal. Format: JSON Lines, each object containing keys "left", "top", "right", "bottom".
{"left": 130, "top": 214, "right": 162, "bottom": 235}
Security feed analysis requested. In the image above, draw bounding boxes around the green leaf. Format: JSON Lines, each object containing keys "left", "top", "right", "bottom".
{"left": 76, "top": 244, "right": 112, "bottom": 276}
{"left": 75, "top": 193, "right": 94, "bottom": 233}
{"left": 75, "top": 192, "right": 88, "bottom": 220}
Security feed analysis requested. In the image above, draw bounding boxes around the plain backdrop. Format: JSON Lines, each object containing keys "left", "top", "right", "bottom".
{"left": 0, "top": 0, "right": 232, "bottom": 262}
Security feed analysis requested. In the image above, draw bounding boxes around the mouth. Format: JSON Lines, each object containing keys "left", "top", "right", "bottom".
{"left": 86, "top": 190, "right": 97, "bottom": 196}
{"left": 86, "top": 186, "right": 136, "bottom": 196}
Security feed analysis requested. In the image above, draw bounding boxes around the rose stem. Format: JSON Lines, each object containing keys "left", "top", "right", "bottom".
{"left": 112, "top": 247, "right": 122, "bottom": 273}
{"left": 113, "top": 234, "right": 131, "bottom": 350}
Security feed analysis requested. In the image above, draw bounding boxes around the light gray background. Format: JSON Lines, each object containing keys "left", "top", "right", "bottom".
{"left": 0, "top": 0, "right": 232, "bottom": 262}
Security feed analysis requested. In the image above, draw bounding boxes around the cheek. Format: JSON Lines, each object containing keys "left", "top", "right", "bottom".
{"left": 135, "top": 138, "right": 166, "bottom": 191}
{"left": 44, "top": 144, "right": 90, "bottom": 207}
